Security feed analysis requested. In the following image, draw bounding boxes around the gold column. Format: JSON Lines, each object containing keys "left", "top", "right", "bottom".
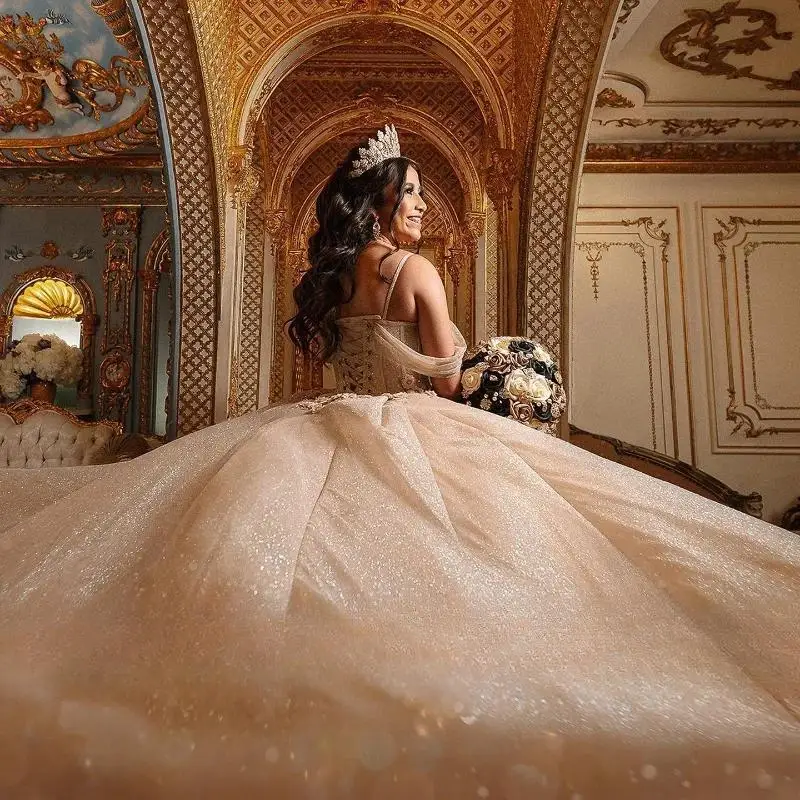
{"left": 99, "top": 206, "right": 142, "bottom": 423}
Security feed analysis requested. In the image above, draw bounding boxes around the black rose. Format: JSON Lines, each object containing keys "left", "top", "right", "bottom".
{"left": 533, "top": 403, "right": 553, "bottom": 422}
{"left": 461, "top": 351, "right": 488, "bottom": 371}
{"left": 508, "top": 339, "right": 536, "bottom": 354}
{"left": 481, "top": 369, "right": 504, "bottom": 392}
{"left": 532, "top": 360, "right": 547, "bottom": 375}
{"left": 489, "top": 396, "right": 510, "bottom": 416}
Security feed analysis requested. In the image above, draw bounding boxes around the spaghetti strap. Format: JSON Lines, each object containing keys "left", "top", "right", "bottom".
{"left": 381, "top": 253, "right": 413, "bottom": 319}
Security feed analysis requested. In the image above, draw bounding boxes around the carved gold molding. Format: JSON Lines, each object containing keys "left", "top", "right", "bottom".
{"left": 594, "top": 117, "right": 800, "bottom": 137}
{"left": 99, "top": 206, "right": 141, "bottom": 423}
{"left": 138, "top": 227, "right": 171, "bottom": 434}
{"left": 712, "top": 215, "right": 800, "bottom": 442}
{"left": 0, "top": 399, "right": 123, "bottom": 436}
{"left": 0, "top": 101, "right": 158, "bottom": 165}
{"left": 584, "top": 142, "right": 800, "bottom": 173}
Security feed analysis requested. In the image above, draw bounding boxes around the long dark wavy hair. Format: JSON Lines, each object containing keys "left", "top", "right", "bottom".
{"left": 287, "top": 141, "right": 421, "bottom": 360}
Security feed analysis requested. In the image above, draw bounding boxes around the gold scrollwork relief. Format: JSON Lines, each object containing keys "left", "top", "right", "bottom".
{"left": 99, "top": 206, "right": 141, "bottom": 422}
{"left": 660, "top": 3, "right": 800, "bottom": 91}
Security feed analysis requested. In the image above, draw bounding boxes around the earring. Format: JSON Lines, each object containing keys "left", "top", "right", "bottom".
{"left": 372, "top": 216, "right": 381, "bottom": 239}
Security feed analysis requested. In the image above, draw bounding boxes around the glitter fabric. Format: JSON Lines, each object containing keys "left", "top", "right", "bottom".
{"left": 0, "top": 318, "right": 799, "bottom": 799}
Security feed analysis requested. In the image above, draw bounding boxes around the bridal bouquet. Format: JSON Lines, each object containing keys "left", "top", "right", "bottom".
{"left": 459, "top": 337, "right": 566, "bottom": 435}
{"left": 0, "top": 333, "right": 83, "bottom": 401}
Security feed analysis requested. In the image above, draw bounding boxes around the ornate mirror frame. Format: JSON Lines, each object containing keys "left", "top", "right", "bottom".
{"left": 0, "top": 267, "right": 98, "bottom": 404}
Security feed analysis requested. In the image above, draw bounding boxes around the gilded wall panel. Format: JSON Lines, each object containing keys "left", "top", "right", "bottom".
{"left": 571, "top": 211, "right": 692, "bottom": 460}
{"left": 702, "top": 209, "right": 800, "bottom": 451}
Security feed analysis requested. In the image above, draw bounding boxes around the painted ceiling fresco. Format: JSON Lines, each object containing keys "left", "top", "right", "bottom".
{"left": 0, "top": 1, "right": 155, "bottom": 161}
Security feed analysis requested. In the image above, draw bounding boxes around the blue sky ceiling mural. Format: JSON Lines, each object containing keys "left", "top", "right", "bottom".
{"left": 0, "top": 2, "right": 156, "bottom": 162}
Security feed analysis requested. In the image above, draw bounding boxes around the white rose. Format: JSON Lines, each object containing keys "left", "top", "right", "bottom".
{"left": 461, "top": 363, "right": 487, "bottom": 395}
{"left": 33, "top": 347, "right": 63, "bottom": 381}
{"left": 505, "top": 368, "right": 552, "bottom": 403}
{"left": 0, "top": 356, "right": 25, "bottom": 400}
{"left": 11, "top": 345, "right": 35, "bottom": 376}
{"left": 488, "top": 337, "right": 512, "bottom": 353}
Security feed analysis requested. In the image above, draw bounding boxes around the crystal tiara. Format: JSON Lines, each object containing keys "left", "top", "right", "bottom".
{"left": 348, "top": 124, "right": 402, "bottom": 178}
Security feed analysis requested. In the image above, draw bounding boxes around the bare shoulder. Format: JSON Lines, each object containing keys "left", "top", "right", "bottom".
{"left": 398, "top": 252, "right": 442, "bottom": 290}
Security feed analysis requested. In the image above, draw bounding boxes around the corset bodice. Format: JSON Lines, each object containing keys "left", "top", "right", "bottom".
{"left": 330, "top": 317, "right": 463, "bottom": 394}
{"left": 329, "top": 253, "right": 467, "bottom": 396}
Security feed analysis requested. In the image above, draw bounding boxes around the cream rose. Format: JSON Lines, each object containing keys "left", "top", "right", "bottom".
{"left": 488, "top": 337, "right": 513, "bottom": 353}
{"left": 504, "top": 368, "right": 552, "bottom": 403}
{"left": 460, "top": 363, "right": 487, "bottom": 395}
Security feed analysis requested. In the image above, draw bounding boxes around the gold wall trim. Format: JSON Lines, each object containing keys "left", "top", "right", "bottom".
{"left": 522, "top": 0, "right": 617, "bottom": 367}
{"left": 0, "top": 101, "right": 158, "bottom": 165}
{"left": 137, "top": 0, "right": 220, "bottom": 435}
{"left": 710, "top": 214, "right": 800, "bottom": 445}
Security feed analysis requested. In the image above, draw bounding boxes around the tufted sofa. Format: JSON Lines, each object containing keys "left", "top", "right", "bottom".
{"left": 0, "top": 400, "right": 144, "bottom": 468}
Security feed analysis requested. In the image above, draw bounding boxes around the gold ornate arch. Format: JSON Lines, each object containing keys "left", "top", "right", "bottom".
{"left": 134, "top": 0, "right": 220, "bottom": 437}
{"left": 0, "top": 266, "right": 98, "bottom": 404}
{"left": 520, "top": 0, "right": 619, "bottom": 374}
{"left": 236, "top": 17, "right": 512, "bottom": 153}
{"left": 128, "top": 0, "right": 616, "bottom": 432}
{"left": 268, "top": 108, "right": 483, "bottom": 214}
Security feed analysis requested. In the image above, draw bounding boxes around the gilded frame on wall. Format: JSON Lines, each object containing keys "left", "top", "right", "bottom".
{"left": 0, "top": 266, "right": 98, "bottom": 404}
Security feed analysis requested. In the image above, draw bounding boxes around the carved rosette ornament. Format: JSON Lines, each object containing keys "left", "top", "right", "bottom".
{"left": 99, "top": 206, "right": 141, "bottom": 423}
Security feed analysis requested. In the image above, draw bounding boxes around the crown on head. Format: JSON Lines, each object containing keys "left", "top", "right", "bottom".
{"left": 349, "top": 124, "right": 402, "bottom": 178}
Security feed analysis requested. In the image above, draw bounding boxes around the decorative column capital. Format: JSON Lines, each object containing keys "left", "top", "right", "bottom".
{"left": 462, "top": 212, "right": 486, "bottom": 258}
{"left": 484, "top": 149, "right": 517, "bottom": 208}
{"left": 227, "top": 145, "right": 262, "bottom": 209}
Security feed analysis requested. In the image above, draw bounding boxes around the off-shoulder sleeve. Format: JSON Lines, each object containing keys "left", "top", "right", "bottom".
{"left": 374, "top": 321, "right": 466, "bottom": 378}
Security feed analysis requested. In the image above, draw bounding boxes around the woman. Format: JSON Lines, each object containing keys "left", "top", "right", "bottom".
{"left": 0, "top": 126, "right": 798, "bottom": 799}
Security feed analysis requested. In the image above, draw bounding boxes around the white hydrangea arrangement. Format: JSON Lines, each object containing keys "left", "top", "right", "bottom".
{"left": 0, "top": 334, "right": 83, "bottom": 401}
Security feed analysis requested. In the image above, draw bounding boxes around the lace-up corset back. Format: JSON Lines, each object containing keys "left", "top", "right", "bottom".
{"left": 331, "top": 254, "right": 467, "bottom": 396}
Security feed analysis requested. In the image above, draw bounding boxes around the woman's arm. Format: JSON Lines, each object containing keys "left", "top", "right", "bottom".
{"left": 406, "top": 255, "right": 462, "bottom": 399}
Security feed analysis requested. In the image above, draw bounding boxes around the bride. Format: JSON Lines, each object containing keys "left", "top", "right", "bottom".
{"left": 0, "top": 125, "right": 798, "bottom": 799}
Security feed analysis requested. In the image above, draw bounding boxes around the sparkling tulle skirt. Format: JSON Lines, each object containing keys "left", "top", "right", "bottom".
{"left": 0, "top": 392, "right": 798, "bottom": 798}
